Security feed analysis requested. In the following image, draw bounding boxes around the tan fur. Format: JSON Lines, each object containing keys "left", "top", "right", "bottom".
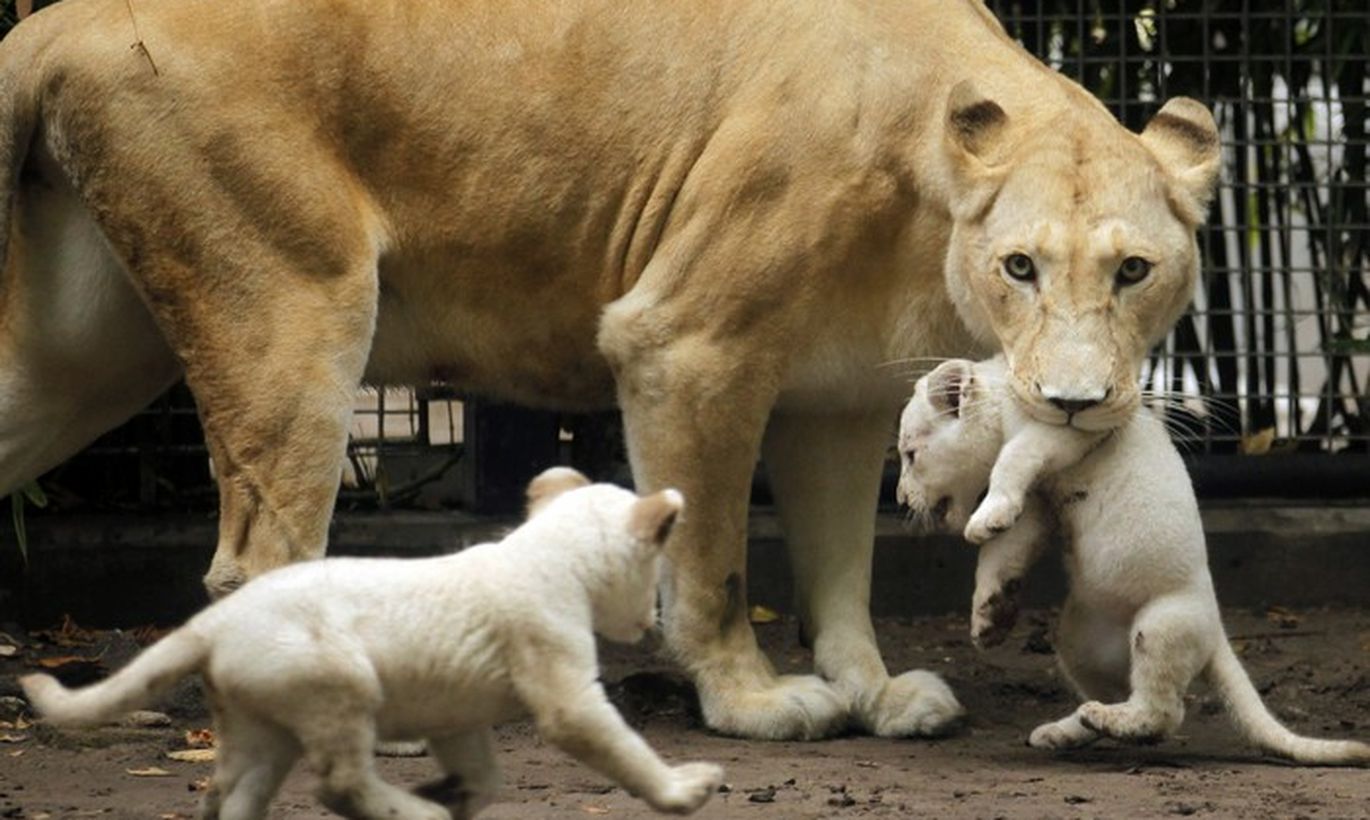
{"left": 0, "top": 0, "right": 1217, "bottom": 740}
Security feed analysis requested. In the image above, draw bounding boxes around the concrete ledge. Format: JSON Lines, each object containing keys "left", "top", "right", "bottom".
{"left": 2, "top": 502, "right": 1366, "bottom": 627}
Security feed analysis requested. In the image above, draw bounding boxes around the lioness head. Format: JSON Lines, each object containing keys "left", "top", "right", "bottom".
{"left": 940, "top": 82, "right": 1220, "bottom": 431}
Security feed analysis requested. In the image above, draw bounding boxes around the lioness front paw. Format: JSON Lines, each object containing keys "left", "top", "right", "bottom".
{"left": 963, "top": 492, "right": 1023, "bottom": 544}
{"left": 698, "top": 672, "right": 848, "bottom": 741}
{"left": 651, "top": 762, "right": 724, "bottom": 815}
{"left": 858, "top": 670, "right": 965, "bottom": 738}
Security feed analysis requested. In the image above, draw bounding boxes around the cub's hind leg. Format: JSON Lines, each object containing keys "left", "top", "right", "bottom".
{"left": 1077, "top": 594, "right": 1217, "bottom": 744}
{"left": 418, "top": 729, "right": 501, "bottom": 820}
{"left": 1029, "top": 597, "right": 1130, "bottom": 750}
{"left": 199, "top": 710, "right": 299, "bottom": 820}
{"left": 301, "top": 720, "right": 450, "bottom": 820}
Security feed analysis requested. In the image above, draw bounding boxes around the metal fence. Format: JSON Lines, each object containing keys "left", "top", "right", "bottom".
{"left": 27, "top": 1, "right": 1370, "bottom": 512}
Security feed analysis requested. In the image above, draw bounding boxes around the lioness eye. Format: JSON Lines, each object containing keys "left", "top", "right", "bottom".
{"left": 1003, "top": 253, "right": 1036, "bottom": 282}
{"left": 904, "top": 448, "right": 917, "bottom": 465}
{"left": 1117, "top": 256, "right": 1152, "bottom": 285}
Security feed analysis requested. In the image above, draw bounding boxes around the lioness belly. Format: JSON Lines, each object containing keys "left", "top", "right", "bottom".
{"left": 365, "top": 255, "right": 617, "bottom": 409}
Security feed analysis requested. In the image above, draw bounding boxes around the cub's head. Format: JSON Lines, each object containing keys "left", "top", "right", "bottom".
{"left": 940, "top": 82, "right": 1220, "bottom": 431}
{"left": 525, "top": 467, "right": 683, "bottom": 644}
{"left": 897, "top": 359, "right": 1005, "bottom": 532}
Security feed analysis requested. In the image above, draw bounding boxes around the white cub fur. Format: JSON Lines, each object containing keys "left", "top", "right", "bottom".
{"left": 22, "top": 468, "right": 725, "bottom": 819}
{"left": 897, "top": 358, "right": 1370, "bottom": 766}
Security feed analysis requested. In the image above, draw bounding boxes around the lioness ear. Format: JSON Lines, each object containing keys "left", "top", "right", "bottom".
{"left": 1140, "top": 97, "right": 1221, "bottom": 225}
{"left": 926, "top": 360, "right": 974, "bottom": 418}
{"left": 628, "top": 489, "right": 684, "bottom": 548}
{"left": 942, "top": 81, "right": 1011, "bottom": 217}
{"left": 525, "top": 467, "right": 591, "bottom": 517}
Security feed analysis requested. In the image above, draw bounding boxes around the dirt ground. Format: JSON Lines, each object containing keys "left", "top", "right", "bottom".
{"left": 2, "top": 607, "right": 1368, "bottom": 820}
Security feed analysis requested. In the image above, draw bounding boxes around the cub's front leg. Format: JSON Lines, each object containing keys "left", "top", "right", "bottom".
{"left": 964, "top": 422, "right": 1105, "bottom": 545}
{"left": 970, "top": 497, "right": 1051, "bottom": 649}
{"left": 513, "top": 640, "right": 723, "bottom": 815}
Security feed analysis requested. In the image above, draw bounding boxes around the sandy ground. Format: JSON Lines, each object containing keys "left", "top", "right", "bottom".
{"left": 2, "top": 607, "right": 1368, "bottom": 820}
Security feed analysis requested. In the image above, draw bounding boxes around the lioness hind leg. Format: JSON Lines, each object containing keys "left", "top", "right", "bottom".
{"left": 0, "top": 167, "right": 180, "bottom": 496}
{"left": 763, "top": 410, "right": 964, "bottom": 737}
{"left": 86, "top": 175, "right": 382, "bottom": 595}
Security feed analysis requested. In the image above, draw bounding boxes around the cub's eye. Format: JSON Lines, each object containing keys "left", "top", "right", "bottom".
{"left": 903, "top": 448, "right": 917, "bottom": 466}
{"left": 1117, "top": 256, "right": 1152, "bottom": 285}
{"left": 1003, "top": 253, "right": 1036, "bottom": 282}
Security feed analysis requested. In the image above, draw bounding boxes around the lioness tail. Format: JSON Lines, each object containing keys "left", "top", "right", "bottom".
{"left": 0, "top": 13, "right": 45, "bottom": 274}
{"left": 20, "top": 629, "right": 207, "bottom": 728}
{"left": 1206, "top": 639, "right": 1370, "bottom": 766}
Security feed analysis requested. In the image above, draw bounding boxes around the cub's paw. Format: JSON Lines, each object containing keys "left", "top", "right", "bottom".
{"left": 860, "top": 670, "right": 965, "bottom": 738}
{"left": 651, "top": 762, "right": 725, "bottom": 815}
{"left": 1027, "top": 715, "right": 1097, "bottom": 750}
{"left": 1078, "top": 701, "right": 1171, "bottom": 744}
{"left": 970, "top": 578, "right": 1023, "bottom": 649}
{"left": 963, "top": 492, "right": 1023, "bottom": 544}
{"left": 699, "top": 673, "right": 848, "bottom": 741}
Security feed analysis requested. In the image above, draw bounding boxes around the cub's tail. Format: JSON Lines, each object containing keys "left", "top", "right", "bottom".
{"left": 20, "top": 629, "right": 208, "bottom": 728}
{"left": 1205, "top": 638, "right": 1370, "bottom": 766}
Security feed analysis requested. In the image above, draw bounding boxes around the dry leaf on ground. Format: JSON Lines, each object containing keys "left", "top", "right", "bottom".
{"left": 748, "top": 605, "right": 780, "bottom": 624}
{"left": 1265, "top": 606, "right": 1301, "bottom": 630}
{"left": 184, "top": 728, "right": 216, "bottom": 748}
{"left": 126, "top": 767, "right": 173, "bottom": 777}
{"left": 166, "top": 748, "right": 217, "bottom": 763}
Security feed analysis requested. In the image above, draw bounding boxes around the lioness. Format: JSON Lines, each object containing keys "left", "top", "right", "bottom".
{"left": 24, "top": 468, "right": 727, "bottom": 818}
{"left": 0, "top": 0, "right": 1218, "bottom": 740}
{"left": 896, "top": 359, "right": 1370, "bottom": 766}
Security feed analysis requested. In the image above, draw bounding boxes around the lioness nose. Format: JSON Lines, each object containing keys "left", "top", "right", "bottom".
{"left": 1048, "top": 396, "right": 1102, "bottom": 415}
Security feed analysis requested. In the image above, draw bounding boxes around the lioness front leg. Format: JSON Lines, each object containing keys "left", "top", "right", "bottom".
{"left": 599, "top": 285, "right": 847, "bottom": 740}
{"left": 763, "top": 410, "right": 963, "bottom": 737}
{"left": 964, "top": 424, "right": 1105, "bottom": 544}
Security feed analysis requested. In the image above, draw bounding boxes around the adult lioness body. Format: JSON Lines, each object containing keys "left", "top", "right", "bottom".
{"left": 0, "top": 0, "right": 1218, "bottom": 740}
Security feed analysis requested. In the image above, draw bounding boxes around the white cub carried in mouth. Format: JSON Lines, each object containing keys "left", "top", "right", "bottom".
{"left": 897, "top": 357, "right": 1370, "bottom": 766}
{"left": 21, "top": 468, "right": 725, "bottom": 819}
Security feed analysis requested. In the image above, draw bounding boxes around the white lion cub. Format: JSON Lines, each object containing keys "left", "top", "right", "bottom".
{"left": 897, "top": 357, "right": 1370, "bottom": 766}
{"left": 22, "top": 468, "right": 725, "bottom": 819}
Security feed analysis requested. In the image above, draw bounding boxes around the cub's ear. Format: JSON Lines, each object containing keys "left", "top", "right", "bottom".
{"left": 926, "top": 360, "right": 974, "bottom": 418}
{"left": 525, "top": 467, "right": 591, "bottom": 517}
{"left": 1140, "top": 97, "right": 1221, "bottom": 225}
{"left": 628, "top": 489, "right": 684, "bottom": 548}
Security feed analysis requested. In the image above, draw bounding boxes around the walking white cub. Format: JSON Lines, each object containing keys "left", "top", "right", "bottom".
{"left": 22, "top": 468, "right": 725, "bottom": 819}
{"left": 897, "top": 357, "right": 1370, "bottom": 766}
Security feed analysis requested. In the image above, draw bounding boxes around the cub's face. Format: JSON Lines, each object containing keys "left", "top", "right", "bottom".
{"left": 896, "top": 360, "right": 1002, "bottom": 532}
{"left": 526, "top": 470, "right": 683, "bottom": 646}
{"left": 940, "top": 87, "right": 1220, "bottom": 432}
{"left": 591, "top": 488, "right": 682, "bottom": 644}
